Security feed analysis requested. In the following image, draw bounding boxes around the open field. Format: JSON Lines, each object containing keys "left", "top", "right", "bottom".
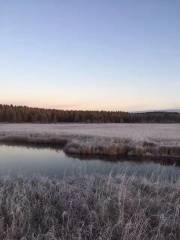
{"left": 0, "top": 173, "right": 179, "bottom": 240}
{"left": 0, "top": 123, "right": 180, "bottom": 141}
{"left": 0, "top": 123, "right": 180, "bottom": 159}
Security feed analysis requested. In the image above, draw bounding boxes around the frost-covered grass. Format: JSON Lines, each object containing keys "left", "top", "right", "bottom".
{"left": 0, "top": 123, "right": 180, "bottom": 142}
{"left": 0, "top": 124, "right": 180, "bottom": 239}
{"left": 0, "top": 174, "right": 179, "bottom": 240}
{"left": 0, "top": 123, "right": 180, "bottom": 159}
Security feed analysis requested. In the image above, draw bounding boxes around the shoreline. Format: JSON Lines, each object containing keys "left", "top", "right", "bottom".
{"left": 0, "top": 123, "right": 180, "bottom": 160}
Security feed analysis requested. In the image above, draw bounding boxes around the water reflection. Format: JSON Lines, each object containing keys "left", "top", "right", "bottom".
{"left": 0, "top": 144, "right": 179, "bottom": 183}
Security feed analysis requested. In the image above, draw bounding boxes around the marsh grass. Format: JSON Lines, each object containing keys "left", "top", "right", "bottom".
{"left": 0, "top": 173, "right": 179, "bottom": 240}
{"left": 1, "top": 126, "right": 180, "bottom": 159}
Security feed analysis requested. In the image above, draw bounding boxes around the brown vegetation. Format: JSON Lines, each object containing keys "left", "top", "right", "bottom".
{"left": 0, "top": 132, "right": 180, "bottom": 160}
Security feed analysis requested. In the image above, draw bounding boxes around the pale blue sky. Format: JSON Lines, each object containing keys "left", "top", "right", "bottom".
{"left": 0, "top": 0, "right": 180, "bottom": 111}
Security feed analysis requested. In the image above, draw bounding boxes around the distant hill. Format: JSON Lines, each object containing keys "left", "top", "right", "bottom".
{"left": 0, "top": 104, "right": 180, "bottom": 123}
{"left": 164, "top": 109, "right": 180, "bottom": 113}
{"left": 133, "top": 108, "right": 180, "bottom": 113}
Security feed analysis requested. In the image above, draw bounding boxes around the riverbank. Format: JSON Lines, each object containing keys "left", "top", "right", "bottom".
{"left": 0, "top": 174, "right": 179, "bottom": 240}
{"left": 0, "top": 123, "right": 180, "bottom": 159}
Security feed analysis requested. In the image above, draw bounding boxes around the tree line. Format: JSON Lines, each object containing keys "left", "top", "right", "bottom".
{"left": 0, "top": 104, "right": 180, "bottom": 123}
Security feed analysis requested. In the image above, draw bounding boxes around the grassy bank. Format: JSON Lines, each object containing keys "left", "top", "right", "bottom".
{"left": 0, "top": 123, "right": 180, "bottom": 160}
{"left": 0, "top": 174, "right": 179, "bottom": 240}
{"left": 1, "top": 133, "right": 180, "bottom": 160}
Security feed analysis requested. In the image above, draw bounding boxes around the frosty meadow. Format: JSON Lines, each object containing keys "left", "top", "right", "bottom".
{"left": 0, "top": 123, "right": 179, "bottom": 239}
{"left": 0, "top": 123, "right": 180, "bottom": 159}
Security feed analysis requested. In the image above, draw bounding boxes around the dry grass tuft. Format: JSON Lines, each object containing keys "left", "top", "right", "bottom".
{"left": 0, "top": 174, "right": 179, "bottom": 240}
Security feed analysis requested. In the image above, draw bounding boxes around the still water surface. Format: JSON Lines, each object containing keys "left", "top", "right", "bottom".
{"left": 0, "top": 144, "right": 180, "bottom": 182}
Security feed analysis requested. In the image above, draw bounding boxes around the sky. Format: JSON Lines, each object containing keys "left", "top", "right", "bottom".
{"left": 0, "top": 0, "right": 180, "bottom": 111}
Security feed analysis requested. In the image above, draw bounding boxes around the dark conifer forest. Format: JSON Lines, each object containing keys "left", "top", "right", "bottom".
{"left": 0, "top": 104, "right": 180, "bottom": 123}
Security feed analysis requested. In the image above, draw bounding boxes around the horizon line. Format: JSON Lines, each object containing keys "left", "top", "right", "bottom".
{"left": 1, "top": 103, "right": 180, "bottom": 114}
